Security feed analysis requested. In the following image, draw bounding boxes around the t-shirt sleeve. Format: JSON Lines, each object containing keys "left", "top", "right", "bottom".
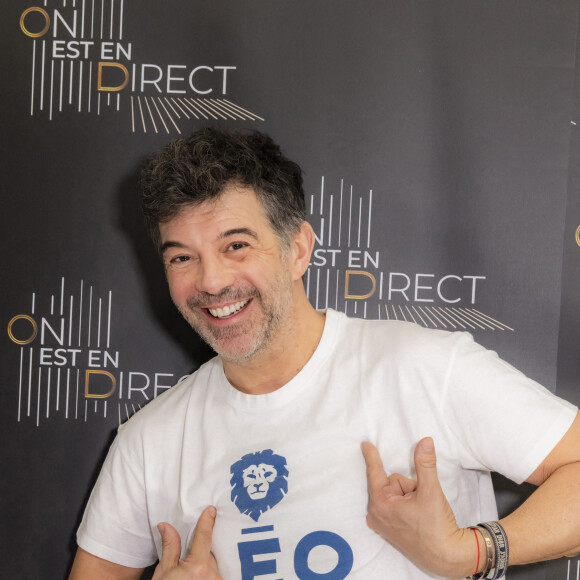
{"left": 76, "top": 424, "right": 158, "bottom": 568}
{"left": 441, "top": 332, "right": 577, "bottom": 484}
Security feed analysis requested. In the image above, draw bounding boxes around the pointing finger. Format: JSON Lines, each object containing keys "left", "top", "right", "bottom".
{"left": 361, "top": 441, "right": 389, "bottom": 492}
{"left": 186, "top": 506, "right": 217, "bottom": 562}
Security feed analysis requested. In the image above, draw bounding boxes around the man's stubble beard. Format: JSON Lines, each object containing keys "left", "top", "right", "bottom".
{"left": 177, "top": 271, "right": 295, "bottom": 364}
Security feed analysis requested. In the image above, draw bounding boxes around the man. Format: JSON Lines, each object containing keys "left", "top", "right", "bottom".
{"left": 70, "top": 127, "right": 580, "bottom": 580}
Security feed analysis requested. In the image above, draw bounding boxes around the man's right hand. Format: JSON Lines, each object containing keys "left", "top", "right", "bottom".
{"left": 152, "top": 506, "right": 222, "bottom": 580}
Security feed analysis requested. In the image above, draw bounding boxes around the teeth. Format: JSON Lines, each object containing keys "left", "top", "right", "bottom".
{"left": 209, "top": 300, "right": 249, "bottom": 319}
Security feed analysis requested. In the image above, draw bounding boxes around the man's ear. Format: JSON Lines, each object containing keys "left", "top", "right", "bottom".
{"left": 290, "top": 221, "right": 315, "bottom": 281}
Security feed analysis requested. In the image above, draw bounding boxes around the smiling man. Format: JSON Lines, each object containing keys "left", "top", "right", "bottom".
{"left": 70, "top": 127, "right": 580, "bottom": 580}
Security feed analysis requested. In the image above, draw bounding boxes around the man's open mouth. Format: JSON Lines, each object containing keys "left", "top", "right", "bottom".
{"left": 207, "top": 299, "right": 250, "bottom": 319}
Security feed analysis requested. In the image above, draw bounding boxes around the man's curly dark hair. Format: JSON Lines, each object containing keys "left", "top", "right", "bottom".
{"left": 139, "top": 126, "right": 307, "bottom": 250}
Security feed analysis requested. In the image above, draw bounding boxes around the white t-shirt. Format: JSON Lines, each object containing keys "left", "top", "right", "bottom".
{"left": 77, "top": 309, "right": 577, "bottom": 579}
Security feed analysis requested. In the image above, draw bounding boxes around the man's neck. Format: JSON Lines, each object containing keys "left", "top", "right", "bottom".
{"left": 222, "top": 299, "right": 326, "bottom": 395}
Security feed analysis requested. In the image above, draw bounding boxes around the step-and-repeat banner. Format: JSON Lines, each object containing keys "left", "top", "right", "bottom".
{"left": 2, "top": 1, "right": 580, "bottom": 578}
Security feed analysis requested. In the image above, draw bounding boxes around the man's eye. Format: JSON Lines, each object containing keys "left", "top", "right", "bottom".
{"left": 170, "top": 255, "right": 190, "bottom": 264}
{"left": 228, "top": 242, "right": 247, "bottom": 251}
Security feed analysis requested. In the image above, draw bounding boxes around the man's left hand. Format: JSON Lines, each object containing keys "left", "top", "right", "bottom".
{"left": 362, "top": 438, "right": 475, "bottom": 578}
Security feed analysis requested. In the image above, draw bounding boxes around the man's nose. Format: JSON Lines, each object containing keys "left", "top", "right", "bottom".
{"left": 196, "top": 255, "right": 235, "bottom": 295}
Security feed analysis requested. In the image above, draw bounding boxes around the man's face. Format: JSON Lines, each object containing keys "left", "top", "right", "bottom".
{"left": 159, "top": 186, "right": 296, "bottom": 363}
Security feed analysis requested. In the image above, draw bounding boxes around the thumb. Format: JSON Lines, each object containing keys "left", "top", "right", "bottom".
{"left": 187, "top": 506, "right": 217, "bottom": 562}
{"left": 157, "top": 522, "right": 182, "bottom": 569}
{"left": 414, "top": 437, "right": 440, "bottom": 491}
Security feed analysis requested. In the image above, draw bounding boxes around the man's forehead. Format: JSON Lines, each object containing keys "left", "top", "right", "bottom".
{"left": 159, "top": 187, "right": 269, "bottom": 244}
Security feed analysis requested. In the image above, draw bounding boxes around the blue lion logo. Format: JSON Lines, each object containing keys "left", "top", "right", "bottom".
{"left": 230, "top": 449, "right": 289, "bottom": 522}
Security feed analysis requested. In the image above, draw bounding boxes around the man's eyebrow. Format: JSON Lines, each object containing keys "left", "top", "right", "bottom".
{"left": 218, "top": 227, "right": 259, "bottom": 240}
{"left": 160, "top": 241, "right": 186, "bottom": 254}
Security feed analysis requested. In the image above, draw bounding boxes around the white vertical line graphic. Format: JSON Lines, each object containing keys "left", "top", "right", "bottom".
{"left": 97, "top": 298, "right": 102, "bottom": 347}
{"left": 28, "top": 349, "right": 33, "bottom": 416}
{"left": 576, "top": 559, "right": 579, "bottom": 580}
{"left": 31, "top": 40, "right": 36, "bottom": 115}
{"left": 59, "top": 60, "right": 64, "bottom": 111}
{"left": 567, "top": 560, "right": 570, "bottom": 580}
{"left": 348, "top": 186, "right": 353, "bottom": 246}
{"left": 118, "top": 404, "right": 121, "bottom": 427}
{"left": 320, "top": 176, "right": 324, "bottom": 214}
{"left": 81, "top": 0, "right": 86, "bottom": 38}
{"left": 110, "top": 0, "right": 115, "bottom": 38}
{"left": 357, "top": 197, "right": 362, "bottom": 248}
{"left": 117, "top": 92, "right": 120, "bottom": 111}
{"left": 338, "top": 180, "right": 344, "bottom": 245}
{"left": 379, "top": 272, "right": 384, "bottom": 300}
{"left": 353, "top": 302, "right": 358, "bottom": 315}
{"left": 107, "top": 291, "right": 112, "bottom": 348}
{"left": 49, "top": 60, "right": 55, "bottom": 120}
{"left": 325, "top": 269, "right": 329, "bottom": 309}
{"left": 95, "top": 400, "right": 98, "bottom": 413}
{"left": 144, "top": 97, "right": 158, "bottom": 133}
{"left": 84, "top": 399, "right": 88, "bottom": 422}
{"left": 310, "top": 194, "right": 314, "bottom": 215}
{"left": 69, "top": 60, "right": 74, "bottom": 104}
{"left": 91, "top": 0, "right": 95, "bottom": 37}
{"left": 60, "top": 277, "right": 65, "bottom": 315}
{"left": 75, "top": 369, "right": 80, "bottom": 419}
{"left": 328, "top": 195, "right": 333, "bottom": 245}
{"left": 78, "top": 60, "right": 83, "bottom": 111}
{"left": 138, "top": 96, "right": 147, "bottom": 132}
{"left": 66, "top": 368, "right": 71, "bottom": 419}
{"left": 31, "top": 293, "right": 35, "bottom": 314}
{"left": 40, "top": 41, "right": 46, "bottom": 110}
{"left": 56, "top": 367, "right": 61, "bottom": 411}
{"left": 100, "top": 0, "right": 104, "bottom": 39}
{"left": 119, "top": 0, "right": 124, "bottom": 39}
{"left": 87, "top": 286, "right": 93, "bottom": 346}
{"left": 46, "top": 367, "right": 51, "bottom": 418}
{"left": 88, "top": 61, "right": 93, "bottom": 112}
{"left": 18, "top": 348, "right": 24, "bottom": 422}
{"left": 78, "top": 280, "right": 83, "bottom": 346}
{"left": 37, "top": 369, "right": 42, "bottom": 427}
{"left": 97, "top": 92, "right": 101, "bottom": 115}
{"left": 51, "top": 295, "right": 55, "bottom": 315}
{"left": 367, "top": 190, "right": 373, "bottom": 248}
{"left": 335, "top": 270, "right": 339, "bottom": 310}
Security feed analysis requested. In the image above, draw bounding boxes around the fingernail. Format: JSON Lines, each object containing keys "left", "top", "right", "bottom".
{"left": 422, "top": 438, "right": 434, "bottom": 452}
{"left": 157, "top": 523, "right": 166, "bottom": 536}
{"left": 208, "top": 506, "right": 217, "bottom": 518}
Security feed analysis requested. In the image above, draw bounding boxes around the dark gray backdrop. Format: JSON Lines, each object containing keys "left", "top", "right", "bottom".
{"left": 2, "top": 1, "right": 579, "bottom": 578}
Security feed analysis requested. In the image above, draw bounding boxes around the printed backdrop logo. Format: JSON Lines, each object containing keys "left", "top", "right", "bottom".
{"left": 230, "top": 450, "right": 289, "bottom": 522}
{"left": 6, "top": 277, "right": 185, "bottom": 427}
{"left": 306, "top": 176, "right": 514, "bottom": 333}
{"left": 19, "top": 1, "right": 263, "bottom": 133}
